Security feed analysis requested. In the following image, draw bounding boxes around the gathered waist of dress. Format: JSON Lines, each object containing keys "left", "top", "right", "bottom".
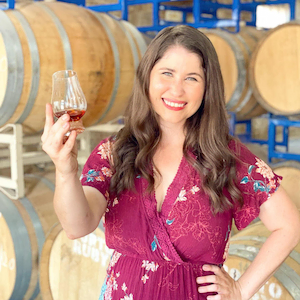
{"left": 110, "top": 250, "right": 223, "bottom": 270}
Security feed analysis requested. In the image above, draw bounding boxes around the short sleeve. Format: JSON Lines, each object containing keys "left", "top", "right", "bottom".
{"left": 80, "top": 137, "right": 114, "bottom": 201}
{"left": 230, "top": 140, "right": 282, "bottom": 230}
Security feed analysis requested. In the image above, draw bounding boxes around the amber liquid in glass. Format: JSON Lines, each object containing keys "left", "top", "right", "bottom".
{"left": 54, "top": 109, "right": 86, "bottom": 121}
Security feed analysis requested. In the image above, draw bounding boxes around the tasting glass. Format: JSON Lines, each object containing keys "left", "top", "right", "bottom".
{"left": 51, "top": 70, "right": 87, "bottom": 135}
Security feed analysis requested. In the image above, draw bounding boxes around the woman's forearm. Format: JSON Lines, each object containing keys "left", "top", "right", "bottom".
{"left": 54, "top": 171, "right": 95, "bottom": 238}
{"left": 237, "top": 227, "right": 300, "bottom": 300}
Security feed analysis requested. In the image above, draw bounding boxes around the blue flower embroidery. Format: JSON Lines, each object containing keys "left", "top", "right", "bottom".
{"left": 85, "top": 169, "right": 100, "bottom": 183}
{"left": 151, "top": 235, "right": 161, "bottom": 252}
{"left": 166, "top": 218, "right": 175, "bottom": 225}
{"left": 241, "top": 165, "right": 271, "bottom": 193}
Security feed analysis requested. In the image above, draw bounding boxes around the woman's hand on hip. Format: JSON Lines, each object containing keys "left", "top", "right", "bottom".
{"left": 41, "top": 103, "right": 78, "bottom": 175}
{"left": 196, "top": 264, "right": 243, "bottom": 300}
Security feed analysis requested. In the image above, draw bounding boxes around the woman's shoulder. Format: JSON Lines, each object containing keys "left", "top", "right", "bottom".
{"left": 227, "top": 138, "right": 279, "bottom": 185}
{"left": 89, "top": 135, "right": 116, "bottom": 163}
{"left": 228, "top": 137, "right": 257, "bottom": 165}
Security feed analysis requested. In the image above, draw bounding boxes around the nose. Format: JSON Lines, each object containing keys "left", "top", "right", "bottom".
{"left": 169, "top": 78, "right": 184, "bottom": 98}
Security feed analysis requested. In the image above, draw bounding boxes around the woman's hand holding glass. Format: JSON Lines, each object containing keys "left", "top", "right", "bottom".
{"left": 42, "top": 70, "right": 87, "bottom": 175}
{"left": 41, "top": 103, "right": 79, "bottom": 176}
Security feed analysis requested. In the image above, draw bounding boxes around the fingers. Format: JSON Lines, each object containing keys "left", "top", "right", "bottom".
{"left": 198, "top": 284, "right": 219, "bottom": 293}
{"left": 51, "top": 114, "right": 71, "bottom": 145}
{"left": 197, "top": 265, "right": 226, "bottom": 295}
{"left": 203, "top": 264, "right": 223, "bottom": 274}
{"left": 61, "top": 130, "right": 77, "bottom": 156}
{"left": 197, "top": 275, "right": 217, "bottom": 284}
{"left": 41, "top": 103, "right": 54, "bottom": 143}
{"left": 196, "top": 265, "right": 241, "bottom": 300}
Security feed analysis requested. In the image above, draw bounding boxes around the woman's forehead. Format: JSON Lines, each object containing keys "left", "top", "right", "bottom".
{"left": 153, "top": 46, "right": 203, "bottom": 70}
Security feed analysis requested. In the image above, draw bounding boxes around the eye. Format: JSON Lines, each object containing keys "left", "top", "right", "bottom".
{"left": 186, "top": 77, "right": 197, "bottom": 82}
{"left": 162, "top": 72, "right": 172, "bottom": 76}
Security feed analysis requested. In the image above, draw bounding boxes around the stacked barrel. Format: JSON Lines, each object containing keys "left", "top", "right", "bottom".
{"left": 0, "top": 2, "right": 147, "bottom": 299}
{"left": 0, "top": 1, "right": 147, "bottom": 134}
{"left": 202, "top": 22, "right": 300, "bottom": 119}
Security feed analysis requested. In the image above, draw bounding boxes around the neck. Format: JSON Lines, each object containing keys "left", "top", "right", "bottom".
{"left": 159, "top": 122, "right": 186, "bottom": 149}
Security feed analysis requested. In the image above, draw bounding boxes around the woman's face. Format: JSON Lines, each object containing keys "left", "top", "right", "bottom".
{"left": 149, "top": 45, "right": 205, "bottom": 129}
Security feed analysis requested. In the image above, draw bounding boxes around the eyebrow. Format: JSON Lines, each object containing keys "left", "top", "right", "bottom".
{"left": 158, "top": 68, "right": 203, "bottom": 78}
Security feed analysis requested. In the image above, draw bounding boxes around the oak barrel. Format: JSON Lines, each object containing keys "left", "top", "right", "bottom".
{"left": 249, "top": 22, "right": 300, "bottom": 116}
{"left": 225, "top": 221, "right": 300, "bottom": 299}
{"left": 0, "top": 2, "right": 147, "bottom": 134}
{"left": 203, "top": 28, "right": 267, "bottom": 120}
{"left": 39, "top": 222, "right": 113, "bottom": 300}
{"left": 0, "top": 172, "right": 58, "bottom": 300}
{"left": 272, "top": 161, "right": 300, "bottom": 209}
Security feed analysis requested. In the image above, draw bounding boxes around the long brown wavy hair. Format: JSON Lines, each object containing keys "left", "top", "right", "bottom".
{"left": 110, "top": 25, "right": 243, "bottom": 214}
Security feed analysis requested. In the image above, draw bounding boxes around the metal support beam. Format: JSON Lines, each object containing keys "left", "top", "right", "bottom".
{"left": 0, "top": 124, "right": 24, "bottom": 199}
{"left": 268, "top": 117, "right": 300, "bottom": 163}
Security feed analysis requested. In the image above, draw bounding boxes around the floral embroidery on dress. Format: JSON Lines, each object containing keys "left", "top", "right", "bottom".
{"left": 86, "top": 169, "right": 101, "bottom": 182}
{"left": 166, "top": 218, "right": 175, "bottom": 225}
{"left": 190, "top": 185, "right": 200, "bottom": 194}
{"left": 121, "top": 283, "right": 133, "bottom": 300}
{"left": 81, "top": 167, "right": 112, "bottom": 183}
{"left": 102, "top": 166, "right": 113, "bottom": 177}
{"left": 141, "top": 260, "right": 159, "bottom": 284}
{"left": 106, "top": 196, "right": 119, "bottom": 213}
{"left": 176, "top": 188, "right": 187, "bottom": 202}
{"left": 162, "top": 252, "right": 171, "bottom": 261}
{"left": 97, "top": 140, "right": 113, "bottom": 160}
{"left": 255, "top": 158, "right": 274, "bottom": 181}
{"left": 240, "top": 160, "right": 279, "bottom": 197}
{"left": 108, "top": 251, "right": 122, "bottom": 271}
{"left": 151, "top": 235, "right": 160, "bottom": 252}
{"left": 112, "top": 197, "right": 119, "bottom": 207}
{"left": 103, "top": 270, "right": 120, "bottom": 300}
{"left": 174, "top": 185, "right": 200, "bottom": 205}
{"left": 105, "top": 191, "right": 110, "bottom": 201}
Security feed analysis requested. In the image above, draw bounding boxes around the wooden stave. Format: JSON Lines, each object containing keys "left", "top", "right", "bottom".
{"left": 0, "top": 173, "right": 58, "bottom": 300}
{"left": 0, "top": 3, "right": 145, "bottom": 134}
{"left": 90, "top": 12, "right": 141, "bottom": 125}
{"left": 272, "top": 160, "right": 300, "bottom": 210}
{"left": 204, "top": 28, "right": 267, "bottom": 120}
{"left": 248, "top": 21, "right": 300, "bottom": 116}
{"left": 39, "top": 222, "right": 113, "bottom": 300}
{"left": 225, "top": 221, "right": 300, "bottom": 299}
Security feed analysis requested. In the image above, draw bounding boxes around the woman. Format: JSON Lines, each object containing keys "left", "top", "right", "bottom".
{"left": 42, "top": 25, "right": 300, "bottom": 300}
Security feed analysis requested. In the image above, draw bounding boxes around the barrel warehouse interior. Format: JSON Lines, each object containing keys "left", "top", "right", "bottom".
{"left": 0, "top": 0, "right": 300, "bottom": 298}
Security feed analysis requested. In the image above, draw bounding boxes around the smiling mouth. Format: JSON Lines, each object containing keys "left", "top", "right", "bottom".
{"left": 162, "top": 98, "right": 187, "bottom": 108}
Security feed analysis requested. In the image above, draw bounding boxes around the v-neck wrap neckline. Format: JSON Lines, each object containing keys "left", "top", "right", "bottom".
{"left": 140, "top": 155, "right": 193, "bottom": 264}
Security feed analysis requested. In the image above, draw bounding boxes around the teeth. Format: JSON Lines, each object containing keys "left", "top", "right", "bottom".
{"left": 163, "top": 99, "right": 185, "bottom": 108}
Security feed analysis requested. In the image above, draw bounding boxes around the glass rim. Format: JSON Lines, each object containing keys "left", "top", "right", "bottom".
{"left": 53, "top": 70, "right": 77, "bottom": 79}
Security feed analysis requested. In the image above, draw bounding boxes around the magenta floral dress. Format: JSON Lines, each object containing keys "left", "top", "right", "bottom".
{"left": 80, "top": 138, "right": 282, "bottom": 300}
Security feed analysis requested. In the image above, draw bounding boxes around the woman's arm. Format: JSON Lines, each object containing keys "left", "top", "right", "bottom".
{"left": 197, "top": 186, "right": 300, "bottom": 300}
{"left": 42, "top": 103, "right": 107, "bottom": 239}
{"left": 237, "top": 185, "right": 300, "bottom": 300}
{"left": 54, "top": 172, "right": 107, "bottom": 240}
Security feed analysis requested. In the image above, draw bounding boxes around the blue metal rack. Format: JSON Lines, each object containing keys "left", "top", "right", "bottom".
{"left": 268, "top": 117, "right": 300, "bottom": 163}
{"left": 229, "top": 112, "right": 289, "bottom": 148}
{"left": 1, "top": 0, "right": 295, "bottom": 34}
{"left": 229, "top": 112, "right": 300, "bottom": 163}
{"left": 84, "top": 0, "right": 296, "bottom": 33}
{"left": 0, "top": 0, "right": 14, "bottom": 10}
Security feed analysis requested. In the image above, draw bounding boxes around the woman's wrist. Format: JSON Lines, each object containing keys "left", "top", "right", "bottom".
{"left": 236, "top": 280, "right": 250, "bottom": 300}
